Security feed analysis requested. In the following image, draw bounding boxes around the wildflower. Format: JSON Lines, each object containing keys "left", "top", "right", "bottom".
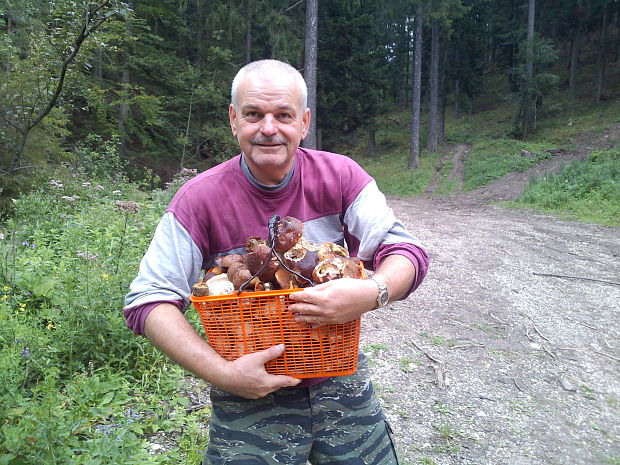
{"left": 114, "top": 200, "right": 140, "bottom": 214}
{"left": 112, "top": 190, "right": 122, "bottom": 195}
{"left": 21, "top": 241, "right": 30, "bottom": 246}
{"left": 82, "top": 182, "right": 92, "bottom": 187}
{"left": 0, "top": 233, "right": 4, "bottom": 240}
{"left": 19, "top": 303, "right": 26, "bottom": 312}
{"left": 46, "top": 321, "right": 55, "bottom": 330}
{"left": 61, "top": 195, "right": 80, "bottom": 202}
{"left": 22, "top": 347, "right": 30, "bottom": 357}
{"left": 102, "top": 273, "right": 109, "bottom": 281}
{"left": 49, "top": 180, "right": 64, "bottom": 188}
{"left": 77, "top": 251, "right": 99, "bottom": 260}
{"left": 2, "top": 286, "right": 9, "bottom": 291}
{"left": 1, "top": 295, "right": 8, "bottom": 301}
{"left": 94, "top": 185, "right": 104, "bottom": 191}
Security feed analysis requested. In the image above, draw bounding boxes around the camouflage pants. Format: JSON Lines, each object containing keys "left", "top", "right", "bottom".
{"left": 202, "top": 354, "right": 399, "bottom": 464}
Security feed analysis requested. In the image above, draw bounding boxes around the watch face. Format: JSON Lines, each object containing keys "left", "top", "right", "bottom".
{"left": 378, "top": 290, "right": 389, "bottom": 306}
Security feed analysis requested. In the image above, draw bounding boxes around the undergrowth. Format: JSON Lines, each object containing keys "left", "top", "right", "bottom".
{"left": 0, "top": 162, "right": 208, "bottom": 464}
{"left": 510, "top": 147, "right": 620, "bottom": 226}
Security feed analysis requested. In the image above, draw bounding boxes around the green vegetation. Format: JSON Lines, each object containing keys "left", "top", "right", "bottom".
{"left": 512, "top": 148, "right": 620, "bottom": 226}
{"left": 0, "top": 161, "right": 208, "bottom": 462}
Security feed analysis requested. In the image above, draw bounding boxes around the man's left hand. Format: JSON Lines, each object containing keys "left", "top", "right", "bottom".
{"left": 288, "top": 277, "right": 378, "bottom": 326}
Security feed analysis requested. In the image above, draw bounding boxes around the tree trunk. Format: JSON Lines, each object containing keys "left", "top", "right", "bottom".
{"left": 595, "top": 1, "right": 608, "bottom": 101}
{"left": 408, "top": 5, "right": 423, "bottom": 170}
{"left": 366, "top": 125, "right": 377, "bottom": 157}
{"left": 454, "top": 78, "right": 460, "bottom": 119}
{"left": 93, "top": 48, "right": 103, "bottom": 79}
{"left": 427, "top": 16, "right": 439, "bottom": 152}
{"left": 438, "top": 43, "right": 448, "bottom": 146}
{"left": 522, "top": 0, "right": 535, "bottom": 139}
{"left": 397, "top": 19, "right": 408, "bottom": 109}
{"left": 244, "top": 0, "right": 251, "bottom": 64}
{"left": 119, "top": 5, "right": 132, "bottom": 159}
{"left": 302, "top": 0, "right": 318, "bottom": 149}
{"left": 454, "top": 43, "right": 461, "bottom": 119}
{"left": 615, "top": 10, "right": 620, "bottom": 62}
{"left": 569, "top": 4, "right": 584, "bottom": 98}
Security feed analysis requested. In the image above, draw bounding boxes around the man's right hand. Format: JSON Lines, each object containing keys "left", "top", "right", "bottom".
{"left": 217, "top": 344, "right": 301, "bottom": 399}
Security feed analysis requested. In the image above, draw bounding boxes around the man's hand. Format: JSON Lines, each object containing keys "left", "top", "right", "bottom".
{"left": 217, "top": 344, "right": 301, "bottom": 399}
{"left": 288, "top": 254, "right": 416, "bottom": 326}
{"left": 144, "top": 304, "right": 300, "bottom": 400}
{"left": 289, "top": 277, "right": 378, "bottom": 326}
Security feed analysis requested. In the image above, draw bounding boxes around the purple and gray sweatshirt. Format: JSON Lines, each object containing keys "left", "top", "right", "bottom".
{"left": 124, "top": 148, "right": 428, "bottom": 384}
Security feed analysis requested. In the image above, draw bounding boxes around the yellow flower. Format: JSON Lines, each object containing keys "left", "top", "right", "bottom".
{"left": 2, "top": 286, "right": 10, "bottom": 291}
{"left": 46, "top": 322, "right": 55, "bottom": 330}
{"left": 102, "top": 273, "right": 109, "bottom": 280}
{"left": 1, "top": 295, "right": 8, "bottom": 301}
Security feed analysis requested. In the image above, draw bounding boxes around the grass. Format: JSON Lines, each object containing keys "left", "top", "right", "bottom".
{"left": 510, "top": 147, "right": 620, "bottom": 226}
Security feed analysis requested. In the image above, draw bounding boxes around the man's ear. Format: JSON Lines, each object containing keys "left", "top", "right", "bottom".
{"left": 229, "top": 104, "right": 238, "bottom": 137}
{"left": 301, "top": 108, "right": 311, "bottom": 139}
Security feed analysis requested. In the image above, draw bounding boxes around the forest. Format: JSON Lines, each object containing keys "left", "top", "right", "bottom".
{"left": 0, "top": 0, "right": 619, "bottom": 464}
{"left": 1, "top": 0, "right": 619, "bottom": 212}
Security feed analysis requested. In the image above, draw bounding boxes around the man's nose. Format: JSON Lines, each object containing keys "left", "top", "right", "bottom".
{"left": 260, "top": 114, "right": 278, "bottom": 136}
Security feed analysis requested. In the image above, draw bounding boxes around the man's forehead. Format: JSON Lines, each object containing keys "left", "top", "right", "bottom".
{"left": 237, "top": 75, "right": 302, "bottom": 110}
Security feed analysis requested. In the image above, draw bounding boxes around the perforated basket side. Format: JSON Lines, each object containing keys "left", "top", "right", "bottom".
{"left": 191, "top": 290, "right": 360, "bottom": 378}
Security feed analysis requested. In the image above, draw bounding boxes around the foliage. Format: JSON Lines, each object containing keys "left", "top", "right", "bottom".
{"left": 511, "top": 147, "right": 620, "bottom": 226}
{"left": 0, "top": 157, "right": 208, "bottom": 463}
{"left": 0, "top": 0, "right": 131, "bottom": 208}
{"left": 317, "top": 1, "right": 390, "bottom": 146}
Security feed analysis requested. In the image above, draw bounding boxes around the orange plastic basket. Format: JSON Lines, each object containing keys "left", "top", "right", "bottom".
{"left": 190, "top": 288, "right": 360, "bottom": 378}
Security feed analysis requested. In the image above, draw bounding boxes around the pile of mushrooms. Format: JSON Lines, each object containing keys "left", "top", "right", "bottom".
{"left": 192, "top": 216, "right": 363, "bottom": 297}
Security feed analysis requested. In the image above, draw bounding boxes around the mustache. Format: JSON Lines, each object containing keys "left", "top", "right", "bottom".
{"left": 251, "top": 136, "right": 288, "bottom": 145}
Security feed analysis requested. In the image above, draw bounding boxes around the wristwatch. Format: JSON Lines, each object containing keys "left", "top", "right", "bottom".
{"left": 370, "top": 276, "right": 389, "bottom": 309}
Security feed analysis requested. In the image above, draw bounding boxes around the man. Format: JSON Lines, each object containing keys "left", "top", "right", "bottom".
{"left": 125, "top": 59, "right": 428, "bottom": 464}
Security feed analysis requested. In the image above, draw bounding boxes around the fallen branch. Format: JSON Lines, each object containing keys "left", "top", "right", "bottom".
{"left": 532, "top": 324, "right": 550, "bottom": 342}
{"left": 592, "top": 349, "right": 620, "bottom": 363}
{"left": 450, "top": 342, "right": 485, "bottom": 350}
{"left": 542, "top": 344, "right": 557, "bottom": 359}
{"left": 410, "top": 340, "right": 441, "bottom": 365}
{"left": 489, "top": 313, "right": 507, "bottom": 325}
{"left": 410, "top": 339, "right": 446, "bottom": 389}
{"left": 532, "top": 272, "right": 620, "bottom": 287}
{"left": 433, "top": 364, "right": 446, "bottom": 389}
{"left": 512, "top": 378, "right": 524, "bottom": 392}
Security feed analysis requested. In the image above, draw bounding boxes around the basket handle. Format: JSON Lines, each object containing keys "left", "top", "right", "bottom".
{"left": 238, "top": 214, "right": 315, "bottom": 293}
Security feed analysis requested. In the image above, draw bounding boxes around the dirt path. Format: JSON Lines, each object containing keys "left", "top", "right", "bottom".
{"left": 365, "top": 128, "right": 620, "bottom": 464}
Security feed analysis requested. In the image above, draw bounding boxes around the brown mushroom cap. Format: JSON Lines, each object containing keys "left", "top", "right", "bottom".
{"left": 244, "top": 244, "right": 280, "bottom": 282}
{"left": 221, "top": 254, "right": 244, "bottom": 269}
{"left": 283, "top": 238, "right": 320, "bottom": 282}
{"left": 273, "top": 216, "right": 303, "bottom": 253}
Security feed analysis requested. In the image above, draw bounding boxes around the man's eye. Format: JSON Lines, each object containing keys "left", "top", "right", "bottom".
{"left": 278, "top": 113, "right": 293, "bottom": 121}
{"left": 245, "top": 112, "right": 260, "bottom": 121}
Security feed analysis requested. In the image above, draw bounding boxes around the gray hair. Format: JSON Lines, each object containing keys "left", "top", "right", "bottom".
{"left": 231, "top": 59, "right": 308, "bottom": 111}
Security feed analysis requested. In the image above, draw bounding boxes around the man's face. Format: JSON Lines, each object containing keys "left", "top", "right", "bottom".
{"left": 229, "top": 73, "right": 310, "bottom": 186}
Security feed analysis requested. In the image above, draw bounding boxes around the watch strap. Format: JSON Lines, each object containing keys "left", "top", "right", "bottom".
{"left": 370, "top": 275, "right": 389, "bottom": 309}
